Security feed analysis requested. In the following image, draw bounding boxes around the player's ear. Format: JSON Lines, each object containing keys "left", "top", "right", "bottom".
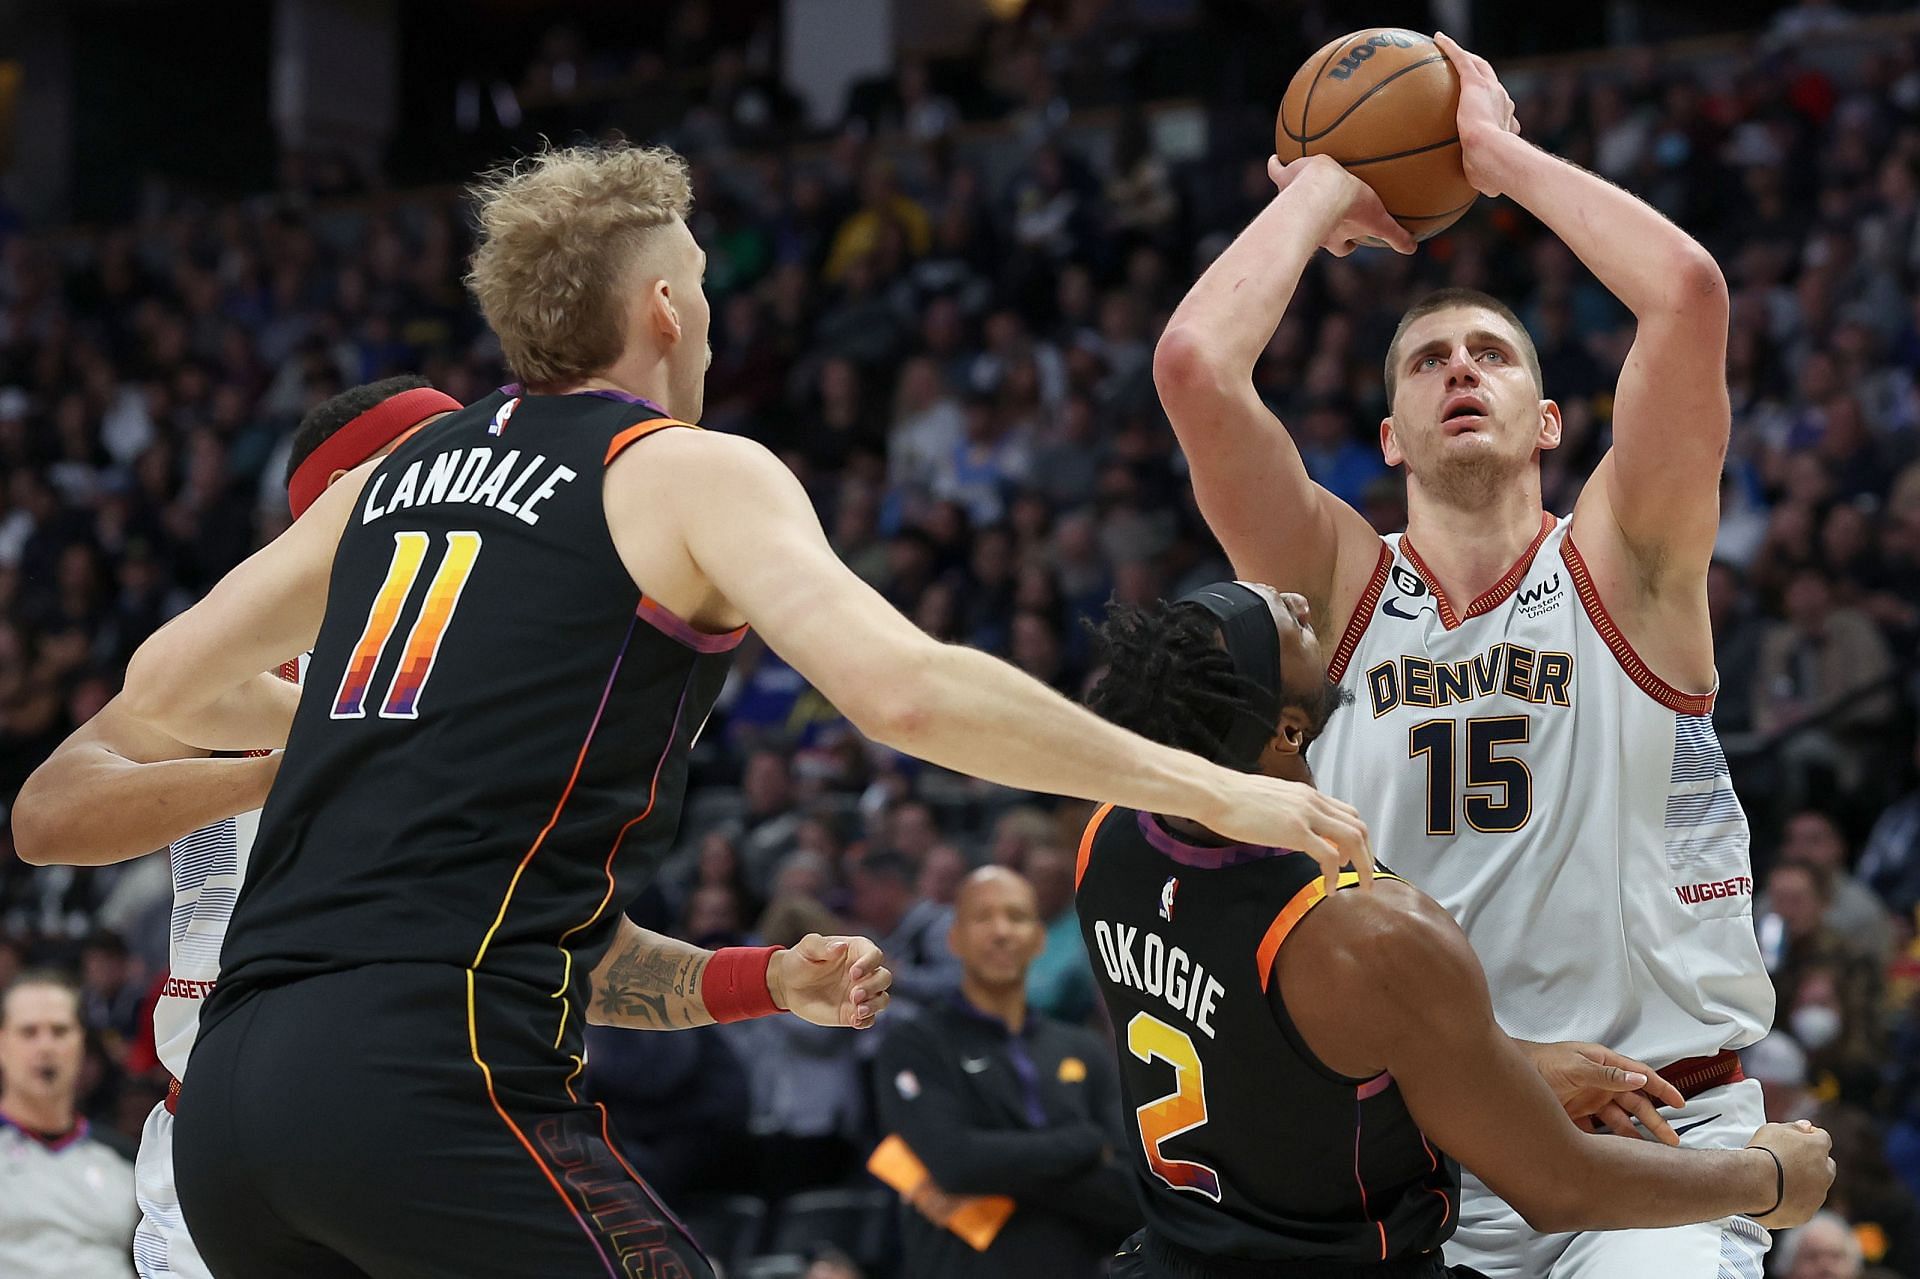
{"left": 1273, "top": 707, "right": 1313, "bottom": 755}
{"left": 1380, "top": 415, "right": 1404, "bottom": 467}
{"left": 1536, "top": 398, "right": 1563, "bottom": 452}
{"left": 647, "top": 278, "right": 681, "bottom": 345}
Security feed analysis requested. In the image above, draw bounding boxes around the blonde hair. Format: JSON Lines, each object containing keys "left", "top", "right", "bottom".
{"left": 466, "top": 143, "right": 693, "bottom": 388}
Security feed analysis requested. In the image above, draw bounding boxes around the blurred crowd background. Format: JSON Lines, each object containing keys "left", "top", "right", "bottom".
{"left": 3, "top": 0, "right": 1920, "bottom": 1275}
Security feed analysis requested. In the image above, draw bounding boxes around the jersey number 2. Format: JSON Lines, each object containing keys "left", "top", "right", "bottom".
{"left": 332, "top": 531, "right": 482, "bottom": 720}
{"left": 1127, "top": 1012, "right": 1223, "bottom": 1202}
{"left": 1409, "top": 715, "right": 1532, "bottom": 834}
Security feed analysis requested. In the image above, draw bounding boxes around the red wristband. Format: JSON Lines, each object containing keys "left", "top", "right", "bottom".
{"left": 701, "top": 946, "right": 784, "bottom": 1023}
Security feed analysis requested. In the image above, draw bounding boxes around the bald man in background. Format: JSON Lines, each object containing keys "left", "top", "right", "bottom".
{"left": 875, "top": 868, "right": 1139, "bottom": 1278}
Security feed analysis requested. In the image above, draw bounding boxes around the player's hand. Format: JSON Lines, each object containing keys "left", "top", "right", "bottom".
{"left": 1206, "top": 773, "right": 1374, "bottom": 896}
{"left": 1435, "top": 33, "right": 1522, "bottom": 197}
{"left": 1521, "top": 1040, "right": 1685, "bottom": 1143}
{"left": 769, "top": 933, "right": 892, "bottom": 1030}
{"left": 1268, "top": 154, "right": 1414, "bottom": 256}
{"left": 1746, "top": 1120, "right": 1836, "bottom": 1229}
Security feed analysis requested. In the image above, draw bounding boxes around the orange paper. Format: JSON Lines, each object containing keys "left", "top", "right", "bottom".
{"left": 867, "top": 1134, "right": 1015, "bottom": 1251}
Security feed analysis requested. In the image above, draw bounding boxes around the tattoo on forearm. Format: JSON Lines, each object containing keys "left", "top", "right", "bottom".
{"left": 591, "top": 935, "right": 711, "bottom": 1029}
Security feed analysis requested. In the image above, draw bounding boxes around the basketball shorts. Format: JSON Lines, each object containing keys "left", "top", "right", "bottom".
{"left": 135, "top": 1102, "right": 214, "bottom": 1279}
{"left": 1444, "top": 1078, "right": 1771, "bottom": 1279}
{"left": 1111, "top": 1229, "right": 1487, "bottom": 1279}
{"left": 172, "top": 963, "right": 716, "bottom": 1279}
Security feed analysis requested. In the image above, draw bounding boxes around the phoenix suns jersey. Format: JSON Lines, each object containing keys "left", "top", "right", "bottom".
{"left": 1310, "top": 514, "right": 1773, "bottom": 1065}
{"left": 1075, "top": 803, "right": 1457, "bottom": 1263}
{"left": 206, "top": 389, "right": 742, "bottom": 1071}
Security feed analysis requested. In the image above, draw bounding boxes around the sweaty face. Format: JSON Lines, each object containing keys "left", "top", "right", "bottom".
{"left": 1240, "top": 584, "right": 1339, "bottom": 743}
{"left": 1385, "top": 307, "right": 1553, "bottom": 507}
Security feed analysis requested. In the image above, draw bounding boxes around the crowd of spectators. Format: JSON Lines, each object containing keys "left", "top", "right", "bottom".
{"left": 4, "top": 1, "right": 1920, "bottom": 1274}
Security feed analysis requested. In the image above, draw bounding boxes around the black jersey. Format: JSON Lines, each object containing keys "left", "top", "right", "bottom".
{"left": 1074, "top": 804, "right": 1458, "bottom": 1265}
{"left": 209, "top": 389, "right": 741, "bottom": 1065}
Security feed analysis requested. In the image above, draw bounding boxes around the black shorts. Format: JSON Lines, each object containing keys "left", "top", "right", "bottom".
{"left": 1112, "top": 1230, "right": 1487, "bottom": 1279}
{"left": 173, "top": 963, "right": 716, "bottom": 1279}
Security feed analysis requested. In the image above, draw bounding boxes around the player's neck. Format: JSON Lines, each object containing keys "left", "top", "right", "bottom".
{"left": 0, "top": 1092, "right": 74, "bottom": 1136}
{"left": 961, "top": 977, "right": 1028, "bottom": 1034}
{"left": 1403, "top": 481, "right": 1547, "bottom": 604}
{"left": 553, "top": 355, "right": 675, "bottom": 417}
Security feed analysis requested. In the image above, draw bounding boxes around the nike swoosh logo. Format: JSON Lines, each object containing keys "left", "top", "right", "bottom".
{"left": 1381, "top": 596, "right": 1422, "bottom": 620}
{"left": 1671, "top": 1114, "right": 1721, "bottom": 1140}
{"left": 961, "top": 1058, "right": 991, "bottom": 1073}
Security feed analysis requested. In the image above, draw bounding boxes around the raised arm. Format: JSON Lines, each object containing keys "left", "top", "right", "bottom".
{"left": 12, "top": 696, "right": 279, "bottom": 867}
{"left": 1284, "top": 883, "right": 1833, "bottom": 1233}
{"left": 1154, "top": 156, "right": 1406, "bottom": 625}
{"left": 607, "top": 429, "right": 1373, "bottom": 891}
{"left": 1441, "top": 35, "right": 1728, "bottom": 583}
{"left": 118, "top": 458, "right": 375, "bottom": 750}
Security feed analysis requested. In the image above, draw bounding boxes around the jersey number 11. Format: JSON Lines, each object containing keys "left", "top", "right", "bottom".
{"left": 331, "top": 531, "right": 483, "bottom": 720}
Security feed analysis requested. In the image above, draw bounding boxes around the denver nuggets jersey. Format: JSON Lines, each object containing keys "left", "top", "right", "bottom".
{"left": 206, "top": 390, "right": 741, "bottom": 1072}
{"left": 155, "top": 661, "right": 301, "bottom": 1079}
{"left": 1310, "top": 515, "right": 1773, "bottom": 1064}
{"left": 1075, "top": 804, "right": 1456, "bottom": 1263}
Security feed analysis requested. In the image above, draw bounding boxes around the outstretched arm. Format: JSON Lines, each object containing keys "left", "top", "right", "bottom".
{"left": 586, "top": 917, "right": 891, "bottom": 1031}
{"left": 13, "top": 696, "right": 279, "bottom": 866}
{"left": 119, "top": 458, "right": 373, "bottom": 749}
{"left": 1441, "top": 34, "right": 1728, "bottom": 580}
{"left": 1154, "top": 156, "right": 1406, "bottom": 625}
{"left": 1283, "top": 883, "right": 1833, "bottom": 1233}
{"left": 609, "top": 430, "right": 1374, "bottom": 891}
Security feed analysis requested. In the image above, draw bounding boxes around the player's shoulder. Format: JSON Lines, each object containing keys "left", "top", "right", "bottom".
{"left": 604, "top": 422, "right": 783, "bottom": 486}
{"left": 1288, "top": 877, "right": 1472, "bottom": 999}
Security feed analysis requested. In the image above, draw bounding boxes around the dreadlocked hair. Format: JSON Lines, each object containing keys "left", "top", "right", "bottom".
{"left": 1083, "top": 599, "right": 1272, "bottom": 769}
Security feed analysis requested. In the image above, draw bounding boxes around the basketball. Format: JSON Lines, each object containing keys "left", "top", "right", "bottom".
{"left": 1277, "top": 29, "right": 1477, "bottom": 241}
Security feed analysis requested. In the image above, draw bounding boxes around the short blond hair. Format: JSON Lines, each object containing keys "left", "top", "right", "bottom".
{"left": 466, "top": 143, "right": 693, "bottom": 388}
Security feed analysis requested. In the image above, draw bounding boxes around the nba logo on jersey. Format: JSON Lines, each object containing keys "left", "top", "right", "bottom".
{"left": 1159, "top": 876, "right": 1179, "bottom": 922}
{"left": 488, "top": 397, "right": 519, "bottom": 435}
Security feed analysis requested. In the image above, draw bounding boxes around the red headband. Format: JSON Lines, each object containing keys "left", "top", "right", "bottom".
{"left": 287, "top": 387, "right": 463, "bottom": 519}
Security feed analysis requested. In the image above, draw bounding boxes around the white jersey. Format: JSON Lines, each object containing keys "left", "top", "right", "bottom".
{"left": 1310, "top": 515, "right": 1773, "bottom": 1064}
{"left": 153, "top": 657, "right": 301, "bottom": 1080}
{"left": 139, "top": 658, "right": 302, "bottom": 1279}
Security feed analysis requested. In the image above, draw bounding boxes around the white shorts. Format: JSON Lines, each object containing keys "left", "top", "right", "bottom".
{"left": 134, "top": 1102, "right": 212, "bottom": 1279}
{"left": 1444, "top": 1078, "right": 1772, "bottom": 1279}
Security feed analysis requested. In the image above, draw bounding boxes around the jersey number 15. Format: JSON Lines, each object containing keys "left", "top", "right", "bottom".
{"left": 1409, "top": 715, "right": 1533, "bottom": 834}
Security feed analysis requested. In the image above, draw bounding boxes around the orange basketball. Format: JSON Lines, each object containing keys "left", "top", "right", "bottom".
{"left": 1276, "top": 29, "right": 1476, "bottom": 241}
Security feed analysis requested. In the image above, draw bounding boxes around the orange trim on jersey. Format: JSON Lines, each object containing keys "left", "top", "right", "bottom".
{"left": 1255, "top": 870, "right": 1403, "bottom": 991}
{"left": 1074, "top": 803, "right": 1117, "bottom": 890}
{"left": 465, "top": 972, "right": 618, "bottom": 1276}
{"left": 1420, "top": 1132, "right": 1453, "bottom": 1230}
{"left": 605, "top": 417, "right": 697, "bottom": 464}
{"left": 549, "top": 672, "right": 696, "bottom": 1048}
{"left": 1329, "top": 544, "right": 1393, "bottom": 684}
{"left": 1399, "top": 511, "right": 1556, "bottom": 631}
{"left": 1560, "top": 538, "right": 1716, "bottom": 715}
{"left": 465, "top": 638, "right": 635, "bottom": 1279}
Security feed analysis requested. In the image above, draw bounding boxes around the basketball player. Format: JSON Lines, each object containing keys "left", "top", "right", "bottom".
{"left": 13, "top": 376, "right": 460, "bottom": 1279}
{"left": 1075, "top": 582, "right": 1834, "bottom": 1278}
{"left": 1154, "top": 35, "right": 1776, "bottom": 1277}
{"left": 110, "top": 144, "right": 1370, "bottom": 1279}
